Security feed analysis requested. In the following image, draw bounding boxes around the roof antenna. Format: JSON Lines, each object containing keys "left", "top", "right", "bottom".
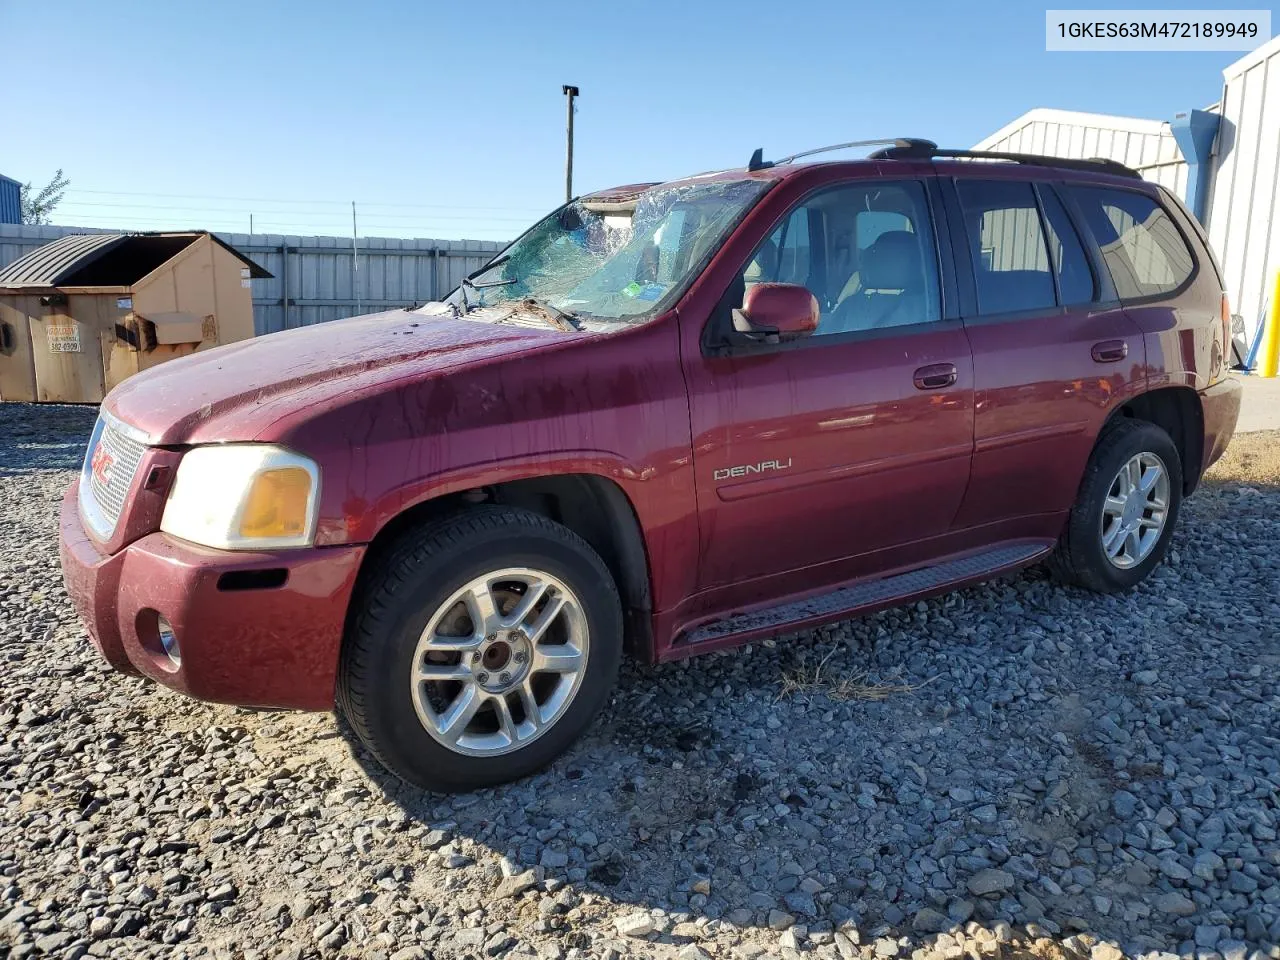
{"left": 747, "top": 148, "right": 773, "bottom": 172}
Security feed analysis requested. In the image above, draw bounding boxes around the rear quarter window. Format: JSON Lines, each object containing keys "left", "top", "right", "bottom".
{"left": 1066, "top": 186, "right": 1196, "bottom": 301}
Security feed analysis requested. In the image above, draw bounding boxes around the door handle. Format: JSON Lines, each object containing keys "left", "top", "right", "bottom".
{"left": 1091, "top": 339, "right": 1129, "bottom": 363}
{"left": 913, "top": 362, "right": 957, "bottom": 390}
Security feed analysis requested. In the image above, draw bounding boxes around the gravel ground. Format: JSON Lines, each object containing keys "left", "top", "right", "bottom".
{"left": 2, "top": 402, "right": 1278, "bottom": 960}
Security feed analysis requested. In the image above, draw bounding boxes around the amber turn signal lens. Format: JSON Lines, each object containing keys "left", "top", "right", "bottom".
{"left": 238, "top": 467, "right": 313, "bottom": 539}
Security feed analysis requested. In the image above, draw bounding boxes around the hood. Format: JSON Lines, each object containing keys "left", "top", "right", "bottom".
{"left": 107, "top": 307, "right": 575, "bottom": 445}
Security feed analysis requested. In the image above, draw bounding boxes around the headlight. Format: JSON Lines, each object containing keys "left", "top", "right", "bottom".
{"left": 160, "top": 445, "right": 320, "bottom": 550}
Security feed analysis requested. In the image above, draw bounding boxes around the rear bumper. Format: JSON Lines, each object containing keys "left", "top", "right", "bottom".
{"left": 1200, "top": 376, "right": 1243, "bottom": 476}
{"left": 59, "top": 481, "right": 366, "bottom": 710}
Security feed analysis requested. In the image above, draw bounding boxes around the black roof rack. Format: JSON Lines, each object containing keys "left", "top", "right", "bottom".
{"left": 868, "top": 143, "right": 1142, "bottom": 179}
{"left": 747, "top": 138, "right": 937, "bottom": 171}
{"left": 745, "top": 139, "right": 1142, "bottom": 180}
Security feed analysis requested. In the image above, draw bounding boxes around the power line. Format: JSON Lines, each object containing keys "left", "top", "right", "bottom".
{"left": 51, "top": 213, "right": 515, "bottom": 237}
{"left": 57, "top": 200, "right": 536, "bottom": 223}
{"left": 63, "top": 188, "right": 548, "bottom": 213}
{"left": 53, "top": 217, "right": 514, "bottom": 231}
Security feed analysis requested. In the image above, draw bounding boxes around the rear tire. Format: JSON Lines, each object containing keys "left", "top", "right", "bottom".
{"left": 338, "top": 506, "right": 622, "bottom": 792}
{"left": 1048, "top": 418, "right": 1183, "bottom": 593}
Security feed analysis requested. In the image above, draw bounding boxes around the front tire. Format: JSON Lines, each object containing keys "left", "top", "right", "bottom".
{"left": 1049, "top": 418, "right": 1183, "bottom": 593}
{"left": 338, "top": 506, "right": 622, "bottom": 792}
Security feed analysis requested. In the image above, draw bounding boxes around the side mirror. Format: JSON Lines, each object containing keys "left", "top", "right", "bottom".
{"left": 732, "top": 283, "right": 819, "bottom": 344}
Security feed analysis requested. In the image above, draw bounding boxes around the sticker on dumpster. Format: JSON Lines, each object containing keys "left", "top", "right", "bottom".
{"left": 116, "top": 297, "right": 132, "bottom": 310}
{"left": 240, "top": 267, "right": 251, "bottom": 279}
{"left": 241, "top": 279, "right": 252, "bottom": 288}
{"left": 47, "top": 323, "right": 81, "bottom": 353}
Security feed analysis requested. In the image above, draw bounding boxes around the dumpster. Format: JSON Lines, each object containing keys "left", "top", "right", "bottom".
{"left": 0, "top": 231, "right": 271, "bottom": 402}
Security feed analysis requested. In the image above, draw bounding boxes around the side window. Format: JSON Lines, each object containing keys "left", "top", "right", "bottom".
{"left": 1039, "top": 187, "right": 1095, "bottom": 305}
{"left": 743, "top": 206, "right": 807, "bottom": 287}
{"left": 740, "top": 181, "right": 941, "bottom": 336}
{"left": 955, "top": 180, "right": 1056, "bottom": 314}
{"left": 1067, "top": 186, "right": 1195, "bottom": 300}
{"left": 777, "top": 210, "right": 810, "bottom": 285}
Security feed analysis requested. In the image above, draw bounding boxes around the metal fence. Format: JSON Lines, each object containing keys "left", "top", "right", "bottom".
{"left": 0, "top": 224, "right": 506, "bottom": 335}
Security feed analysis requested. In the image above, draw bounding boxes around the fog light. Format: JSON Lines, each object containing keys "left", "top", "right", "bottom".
{"left": 157, "top": 615, "right": 181, "bottom": 668}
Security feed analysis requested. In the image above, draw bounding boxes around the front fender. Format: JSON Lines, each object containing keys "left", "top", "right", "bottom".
{"left": 319, "top": 448, "right": 666, "bottom": 547}
{"left": 269, "top": 317, "right": 699, "bottom": 617}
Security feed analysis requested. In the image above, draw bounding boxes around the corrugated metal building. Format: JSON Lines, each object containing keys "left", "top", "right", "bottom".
{"left": 0, "top": 175, "right": 21, "bottom": 225}
{"left": 1204, "top": 37, "right": 1280, "bottom": 349}
{"left": 974, "top": 108, "right": 1190, "bottom": 196}
{"left": 974, "top": 34, "right": 1280, "bottom": 349}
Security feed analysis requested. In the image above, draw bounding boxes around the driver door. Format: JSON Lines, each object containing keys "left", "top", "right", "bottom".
{"left": 682, "top": 176, "right": 974, "bottom": 602}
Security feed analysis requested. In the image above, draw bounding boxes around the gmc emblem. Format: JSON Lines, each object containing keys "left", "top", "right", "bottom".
{"left": 90, "top": 444, "right": 114, "bottom": 486}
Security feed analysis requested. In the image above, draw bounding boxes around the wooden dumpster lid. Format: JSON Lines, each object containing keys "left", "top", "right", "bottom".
{"left": 0, "top": 231, "right": 271, "bottom": 289}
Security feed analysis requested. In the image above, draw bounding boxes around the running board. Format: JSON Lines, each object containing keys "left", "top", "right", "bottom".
{"left": 682, "top": 542, "right": 1050, "bottom": 646}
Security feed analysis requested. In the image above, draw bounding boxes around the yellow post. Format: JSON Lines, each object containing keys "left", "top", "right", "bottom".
{"left": 1263, "top": 269, "right": 1280, "bottom": 378}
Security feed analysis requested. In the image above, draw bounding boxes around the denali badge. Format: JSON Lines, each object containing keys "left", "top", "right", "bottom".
{"left": 713, "top": 458, "right": 792, "bottom": 481}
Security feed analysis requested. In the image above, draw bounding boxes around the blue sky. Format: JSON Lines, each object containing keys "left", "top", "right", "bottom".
{"left": 2, "top": 0, "right": 1253, "bottom": 242}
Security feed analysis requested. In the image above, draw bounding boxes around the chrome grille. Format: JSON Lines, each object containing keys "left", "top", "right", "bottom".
{"left": 80, "top": 412, "right": 149, "bottom": 538}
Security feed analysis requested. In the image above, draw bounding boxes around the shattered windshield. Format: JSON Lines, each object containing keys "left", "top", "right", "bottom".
{"left": 448, "top": 178, "right": 770, "bottom": 326}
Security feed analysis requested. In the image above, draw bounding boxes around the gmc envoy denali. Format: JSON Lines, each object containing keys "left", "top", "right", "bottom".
{"left": 61, "top": 139, "right": 1241, "bottom": 791}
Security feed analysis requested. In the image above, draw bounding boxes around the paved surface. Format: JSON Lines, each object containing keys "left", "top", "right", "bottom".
{"left": 1, "top": 404, "right": 1278, "bottom": 960}
{"left": 1237, "top": 376, "right": 1280, "bottom": 434}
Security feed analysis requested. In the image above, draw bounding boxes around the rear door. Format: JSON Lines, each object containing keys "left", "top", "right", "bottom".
{"left": 683, "top": 175, "right": 974, "bottom": 596}
{"left": 944, "top": 175, "right": 1146, "bottom": 529}
{"left": 1065, "top": 184, "right": 1217, "bottom": 390}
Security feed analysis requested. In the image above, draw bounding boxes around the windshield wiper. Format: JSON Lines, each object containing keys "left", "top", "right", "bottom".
{"left": 457, "top": 254, "right": 518, "bottom": 314}
{"left": 458, "top": 274, "right": 517, "bottom": 314}
{"left": 466, "top": 276, "right": 517, "bottom": 289}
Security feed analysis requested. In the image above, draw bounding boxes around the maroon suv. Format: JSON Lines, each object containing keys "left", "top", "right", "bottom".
{"left": 60, "top": 139, "right": 1241, "bottom": 791}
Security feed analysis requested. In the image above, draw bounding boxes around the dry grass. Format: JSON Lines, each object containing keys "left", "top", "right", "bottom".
{"left": 1204, "top": 427, "right": 1280, "bottom": 487}
{"left": 777, "top": 646, "right": 934, "bottom": 702}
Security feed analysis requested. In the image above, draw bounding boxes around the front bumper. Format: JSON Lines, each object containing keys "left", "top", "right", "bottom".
{"left": 59, "top": 481, "right": 366, "bottom": 711}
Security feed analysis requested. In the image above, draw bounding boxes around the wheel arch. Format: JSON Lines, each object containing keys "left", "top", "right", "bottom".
{"left": 1103, "top": 386, "right": 1205, "bottom": 494}
{"left": 352, "top": 470, "right": 655, "bottom": 662}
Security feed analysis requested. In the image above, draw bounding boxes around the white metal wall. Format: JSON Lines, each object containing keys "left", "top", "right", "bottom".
{"left": 973, "top": 108, "right": 1190, "bottom": 196}
{"left": 1205, "top": 35, "right": 1280, "bottom": 345}
{"left": 0, "top": 224, "right": 505, "bottom": 335}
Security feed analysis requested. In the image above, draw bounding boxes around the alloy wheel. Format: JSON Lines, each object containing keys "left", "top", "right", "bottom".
{"left": 409, "top": 568, "right": 589, "bottom": 757}
{"left": 1099, "top": 452, "right": 1170, "bottom": 569}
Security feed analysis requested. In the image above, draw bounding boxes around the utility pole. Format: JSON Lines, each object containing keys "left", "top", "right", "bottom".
{"left": 352, "top": 201, "right": 361, "bottom": 315}
{"left": 562, "top": 85, "right": 579, "bottom": 203}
